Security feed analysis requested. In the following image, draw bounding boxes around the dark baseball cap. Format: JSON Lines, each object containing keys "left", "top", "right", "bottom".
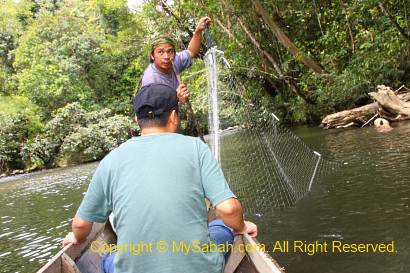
{"left": 133, "top": 83, "right": 179, "bottom": 119}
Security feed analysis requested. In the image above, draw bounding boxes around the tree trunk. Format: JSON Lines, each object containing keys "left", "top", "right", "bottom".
{"left": 252, "top": 0, "right": 328, "bottom": 78}
{"left": 236, "top": 16, "right": 314, "bottom": 103}
{"left": 340, "top": 0, "right": 355, "bottom": 53}
{"left": 378, "top": 3, "right": 410, "bottom": 43}
{"left": 320, "top": 102, "right": 379, "bottom": 129}
{"left": 369, "top": 85, "right": 410, "bottom": 119}
{"left": 214, "top": 19, "right": 244, "bottom": 48}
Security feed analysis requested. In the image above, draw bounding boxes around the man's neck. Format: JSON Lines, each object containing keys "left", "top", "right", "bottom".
{"left": 140, "top": 127, "right": 173, "bottom": 136}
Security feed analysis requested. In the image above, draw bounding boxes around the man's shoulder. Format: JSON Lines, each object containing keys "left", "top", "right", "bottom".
{"left": 110, "top": 134, "right": 200, "bottom": 149}
{"left": 176, "top": 49, "right": 191, "bottom": 59}
{"left": 152, "top": 133, "right": 204, "bottom": 153}
{"left": 98, "top": 138, "right": 135, "bottom": 164}
{"left": 141, "top": 64, "right": 156, "bottom": 81}
{"left": 172, "top": 133, "right": 199, "bottom": 140}
{"left": 99, "top": 134, "right": 203, "bottom": 164}
{"left": 143, "top": 63, "right": 155, "bottom": 73}
{"left": 160, "top": 133, "right": 201, "bottom": 146}
{"left": 174, "top": 50, "right": 192, "bottom": 72}
{"left": 141, "top": 64, "right": 174, "bottom": 87}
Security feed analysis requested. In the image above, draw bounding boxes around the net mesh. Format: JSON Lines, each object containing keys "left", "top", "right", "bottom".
{"left": 203, "top": 48, "right": 342, "bottom": 213}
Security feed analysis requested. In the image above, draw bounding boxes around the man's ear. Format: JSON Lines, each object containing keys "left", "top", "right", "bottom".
{"left": 169, "top": 110, "right": 178, "bottom": 125}
{"left": 150, "top": 54, "right": 154, "bottom": 61}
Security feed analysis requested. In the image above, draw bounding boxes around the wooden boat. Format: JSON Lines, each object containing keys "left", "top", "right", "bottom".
{"left": 36, "top": 221, "right": 284, "bottom": 273}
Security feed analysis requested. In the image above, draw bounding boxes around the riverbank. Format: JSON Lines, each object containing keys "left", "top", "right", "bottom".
{"left": 0, "top": 159, "right": 103, "bottom": 184}
{"left": 0, "top": 125, "right": 245, "bottom": 182}
{"left": 0, "top": 167, "right": 67, "bottom": 184}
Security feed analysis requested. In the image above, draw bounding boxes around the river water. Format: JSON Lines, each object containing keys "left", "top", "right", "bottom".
{"left": 0, "top": 123, "right": 409, "bottom": 273}
{"left": 0, "top": 163, "right": 98, "bottom": 273}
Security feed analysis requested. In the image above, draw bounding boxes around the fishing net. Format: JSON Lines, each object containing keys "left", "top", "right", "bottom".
{"left": 203, "top": 48, "right": 341, "bottom": 213}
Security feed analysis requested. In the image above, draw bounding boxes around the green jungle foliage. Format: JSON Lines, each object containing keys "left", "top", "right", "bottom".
{"left": 0, "top": 0, "right": 409, "bottom": 173}
{"left": 22, "top": 102, "right": 137, "bottom": 169}
{"left": 0, "top": 95, "right": 42, "bottom": 172}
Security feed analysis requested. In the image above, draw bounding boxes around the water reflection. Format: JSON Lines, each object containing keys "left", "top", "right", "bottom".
{"left": 253, "top": 122, "right": 410, "bottom": 273}
{"left": 0, "top": 162, "right": 98, "bottom": 273}
{"left": 1, "top": 122, "right": 409, "bottom": 272}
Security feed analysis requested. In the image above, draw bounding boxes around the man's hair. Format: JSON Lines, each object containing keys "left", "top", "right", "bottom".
{"left": 137, "top": 107, "right": 178, "bottom": 129}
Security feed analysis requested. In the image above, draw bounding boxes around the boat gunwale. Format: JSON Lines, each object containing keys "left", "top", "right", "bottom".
{"left": 36, "top": 222, "right": 284, "bottom": 273}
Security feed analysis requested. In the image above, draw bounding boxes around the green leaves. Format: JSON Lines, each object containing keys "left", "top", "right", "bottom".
{"left": 59, "top": 115, "right": 133, "bottom": 164}
{"left": 0, "top": 95, "right": 43, "bottom": 172}
{"left": 17, "top": 63, "right": 91, "bottom": 117}
{"left": 23, "top": 103, "right": 136, "bottom": 169}
{"left": 1, "top": 0, "right": 410, "bottom": 173}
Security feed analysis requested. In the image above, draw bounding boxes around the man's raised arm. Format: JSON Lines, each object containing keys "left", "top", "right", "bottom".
{"left": 187, "top": 16, "right": 211, "bottom": 58}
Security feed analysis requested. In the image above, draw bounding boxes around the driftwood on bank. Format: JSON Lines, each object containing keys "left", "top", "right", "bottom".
{"left": 369, "top": 85, "right": 410, "bottom": 120}
{"left": 321, "top": 85, "right": 410, "bottom": 129}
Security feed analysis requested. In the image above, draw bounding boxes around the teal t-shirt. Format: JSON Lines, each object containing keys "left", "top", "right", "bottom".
{"left": 77, "top": 133, "right": 235, "bottom": 273}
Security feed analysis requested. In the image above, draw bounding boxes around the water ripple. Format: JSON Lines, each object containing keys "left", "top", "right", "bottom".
{"left": 0, "top": 162, "right": 98, "bottom": 272}
{"left": 254, "top": 123, "right": 410, "bottom": 273}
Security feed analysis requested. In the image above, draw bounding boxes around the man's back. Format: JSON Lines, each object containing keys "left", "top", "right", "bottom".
{"left": 78, "top": 133, "right": 233, "bottom": 273}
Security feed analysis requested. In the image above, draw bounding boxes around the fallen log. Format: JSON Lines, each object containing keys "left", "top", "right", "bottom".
{"left": 320, "top": 85, "right": 410, "bottom": 129}
{"left": 320, "top": 102, "right": 378, "bottom": 129}
{"left": 369, "top": 85, "right": 410, "bottom": 120}
{"left": 361, "top": 113, "right": 378, "bottom": 128}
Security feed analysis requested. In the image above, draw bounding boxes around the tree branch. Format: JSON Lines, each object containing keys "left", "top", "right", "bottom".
{"left": 214, "top": 18, "right": 244, "bottom": 48}
{"left": 252, "top": 0, "right": 331, "bottom": 81}
{"left": 237, "top": 16, "right": 314, "bottom": 103}
{"left": 378, "top": 2, "right": 410, "bottom": 43}
{"left": 160, "top": 0, "right": 193, "bottom": 37}
{"left": 340, "top": 0, "right": 355, "bottom": 53}
{"left": 159, "top": 0, "right": 207, "bottom": 57}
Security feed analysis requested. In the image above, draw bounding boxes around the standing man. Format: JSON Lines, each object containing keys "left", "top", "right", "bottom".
{"left": 63, "top": 83, "right": 257, "bottom": 273}
{"left": 141, "top": 16, "right": 211, "bottom": 103}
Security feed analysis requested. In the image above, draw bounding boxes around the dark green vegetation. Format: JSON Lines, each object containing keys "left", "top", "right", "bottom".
{"left": 1, "top": 0, "right": 409, "bottom": 174}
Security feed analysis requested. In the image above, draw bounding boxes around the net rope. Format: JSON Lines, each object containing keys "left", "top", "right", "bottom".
{"left": 203, "top": 48, "right": 342, "bottom": 213}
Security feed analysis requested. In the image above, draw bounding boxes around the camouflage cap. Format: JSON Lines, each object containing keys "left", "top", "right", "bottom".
{"left": 151, "top": 36, "right": 176, "bottom": 52}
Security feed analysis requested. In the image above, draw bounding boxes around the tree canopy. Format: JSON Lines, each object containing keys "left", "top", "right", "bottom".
{"left": 1, "top": 0, "right": 409, "bottom": 173}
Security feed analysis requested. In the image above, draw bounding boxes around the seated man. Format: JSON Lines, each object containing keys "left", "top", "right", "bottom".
{"left": 63, "top": 83, "right": 257, "bottom": 273}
